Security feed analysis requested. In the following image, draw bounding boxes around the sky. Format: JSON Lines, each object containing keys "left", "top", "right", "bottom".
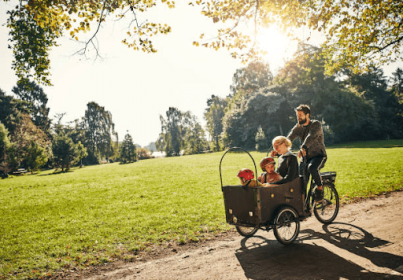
{"left": 0, "top": 1, "right": 401, "bottom": 147}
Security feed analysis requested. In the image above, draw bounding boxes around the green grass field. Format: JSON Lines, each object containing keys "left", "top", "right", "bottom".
{"left": 1, "top": 140, "right": 402, "bottom": 279}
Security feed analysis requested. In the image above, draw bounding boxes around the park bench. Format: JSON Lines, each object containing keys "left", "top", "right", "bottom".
{"left": 12, "top": 168, "right": 28, "bottom": 175}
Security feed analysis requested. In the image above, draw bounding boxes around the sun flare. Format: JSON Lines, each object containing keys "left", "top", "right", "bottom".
{"left": 256, "top": 26, "right": 296, "bottom": 70}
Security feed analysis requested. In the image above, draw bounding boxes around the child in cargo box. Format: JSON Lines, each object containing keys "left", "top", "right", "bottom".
{"left": 237, "top": 168, "right": 265, "bottom": 187}
{"left": 258, "top": 156, "right": 282, "bottom": 184}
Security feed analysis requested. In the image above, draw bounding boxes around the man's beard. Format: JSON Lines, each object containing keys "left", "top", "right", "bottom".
{"left": 298, "top": 118, "right": 307, "bottom": 125}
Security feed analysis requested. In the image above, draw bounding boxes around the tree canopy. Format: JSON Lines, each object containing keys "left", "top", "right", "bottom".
{"left": 83, "top": 101, "right": 117, "bottom": 163}
{"left": 5, "top": 0, "right": 174, "bottom": 85}
{"left": 192, "top": 0, "right": 403, "bottom": 74}
{"left": 12, "top": 81, "right": 50, "bottom": 134}
{"left": 4, "top": 0, "right": 402, "bottom": 86}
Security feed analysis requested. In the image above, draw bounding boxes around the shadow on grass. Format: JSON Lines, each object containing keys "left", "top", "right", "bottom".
{"left": 39, "top": 170, "right": 74, "bottom": 176}
{"left": 234, "top": 222, "right": 403, "bottom": 279}
{"left": 328, "top": 139, "right": 403, "bottom": 149}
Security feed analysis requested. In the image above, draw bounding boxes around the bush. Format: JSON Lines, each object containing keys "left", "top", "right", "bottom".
{"left": 137, "top": 148, "right": 152, "bottom": 160}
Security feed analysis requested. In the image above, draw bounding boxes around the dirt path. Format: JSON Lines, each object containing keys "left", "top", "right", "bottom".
{"left": 82, "top": 191, "right": 403, "bottom": 280}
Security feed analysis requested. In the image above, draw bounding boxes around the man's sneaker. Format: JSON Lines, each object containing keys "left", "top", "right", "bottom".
{"left": 314, "top": 187, "right": 324, "bottom": 202}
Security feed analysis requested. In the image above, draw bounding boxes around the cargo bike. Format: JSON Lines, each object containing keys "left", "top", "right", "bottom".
{"left": 219, "top": 147, "right": 339, "bottom": 245}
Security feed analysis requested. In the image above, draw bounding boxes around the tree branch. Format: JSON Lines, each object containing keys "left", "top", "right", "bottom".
{"left": 73, "top": 0, "right": 108, "bottom": 59}
{"left": 371, "top": 35, "right": 403, "bottom": 54}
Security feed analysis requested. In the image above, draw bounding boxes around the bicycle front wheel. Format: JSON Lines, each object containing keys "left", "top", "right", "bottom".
{"left": 273, "top": 206, "right": 300, "bottom": 245}
{"left": 236, "top": 225, "right": 258, "bottom": 237}
{"left": 314, "top": 183, "right": 339, "bottom": 224}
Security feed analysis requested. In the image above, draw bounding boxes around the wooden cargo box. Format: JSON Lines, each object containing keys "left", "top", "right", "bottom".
{"left": 222, "top": 177, "right": 304, "bottom": 227}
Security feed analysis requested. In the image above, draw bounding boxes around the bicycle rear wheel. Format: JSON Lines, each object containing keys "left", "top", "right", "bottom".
{"left": 273, "top": 206, "right": 300, "bottom": 245}
{"left": 314, "top": 183, "right": 339, "bottom": 224}
{"left": 236, "top": 225, "right": 258, "bottom": 237}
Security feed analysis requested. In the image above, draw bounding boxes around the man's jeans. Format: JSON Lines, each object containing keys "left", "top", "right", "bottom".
{"left": 300, "top": 156, "right": 327, "bottom": 192}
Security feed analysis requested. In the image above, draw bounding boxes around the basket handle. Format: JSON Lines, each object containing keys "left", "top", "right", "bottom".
{"left": 219, "top": 147, "right": 258, "bottom": 191}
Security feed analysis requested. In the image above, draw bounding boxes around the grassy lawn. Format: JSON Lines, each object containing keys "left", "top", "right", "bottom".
{"left": 1, "top": 140, "right": 402, "bottom": 279}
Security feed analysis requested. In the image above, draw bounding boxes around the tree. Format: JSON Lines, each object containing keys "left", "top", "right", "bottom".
{"left": 0, "top": 89, "right": 31, "bottom": 135}
{"left": 83, "top": 102, "right": 117, "bottom": 164}
{"left": 25, "top": 141, "right": 48, "bottom": 173}
{"left": 12, "top": 81, "right": 51, "bottom": 134}
{"left": 204, "top": 95, "right": 227, "bottom": 151}
{"left": 342, "top": 65, "right": 403, "bottom": 139}
{"left": 273, "top": 44, "right": 384, "bottom": 143}
{"left": 119, "top": 133, "right": 136, "bottom": 163}
{"left": 390, "top": 68, "right": 403, "bottom": 104}
{"left": 255, "top": 126, "right": 268, "bottom": 151}
{"left": 5, "top": 0, "right": 174, "bottom": 86}
{"left": 222, "top": 89, "right": 289, "bottom": 148}
{"left": 0, "top": 122, "right": 11, "bottom": 175}
{"left": 159, "top": 107, "right": 207, "bottom": 156}
{"left": 5, "top": 0, "right": 402, "bottom": 85}
{"left": 230, "top": 61, "right": 273, "bottom": 96}
{"left": 76, "top": 141, "right": 88, "bottom": 167}
{"left": 159, "top": 107, "right": 184, "bottom": 157}
{"left": 192, "top": 0, "right": 403, "bottom": 74}
{"left": 51, "top": 134, "right": 78, "bottom": 171}
{"left": 220, "top": 61, "right": 282, "bottom": 148}
{"left": 6, "top": 4, "right": 59, "bottom": 86}
{"left": 8, "top": 114, "right": 49, "bottom": 171}
{"left": 183, "top": 115, "right": 208, "bottom": 155}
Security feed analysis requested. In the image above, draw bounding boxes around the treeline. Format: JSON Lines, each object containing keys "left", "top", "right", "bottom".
{"left": 1, "top": 43, "right": 403, "bottom": 174}
{"left": 202, "top": 44, "right": 403, "bottom": 151}
{"left": 0, "top": 81, "right": 151, "bottom": 176}
{"left": 145, "top": 43, "right": 403, "bottom": 157}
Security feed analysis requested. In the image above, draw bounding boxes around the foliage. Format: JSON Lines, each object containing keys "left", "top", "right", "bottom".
{"left": 8, "top": 114, "right": 49, "bottom": 171}
{"left": 220, "top": 44, "right": 403, "bottom": 147}
{"left": 183, "top": 115, "right": 208, "bottom": 155}
{"left": 255, "top": 126, "right": 268, "bottom": 151}
{"left": 12, "top": 80, "right": 51, "bottom": 134}
{"left": 220, "top": 61, "right": 280, "bottom": 148}
{"left": 137, "top": 147, "right": 152, "bottom": 160}
{"left": 159, "top": 108, "right": 208, "bottom": 156}
{"left": 341, "top": 66, "right": 403, "bottom": 139}
{"left": 0, "top": 142, "right": 402, "bottom": 279}
{"left": 83, "top": 102, "right": 117, "bottom": 164}
{"left": 390, "top": 68, "right": 403, "bottom": 104}
{"left": 230, "top": 61, "right": 273, "bottom": 95}
{"left": 204, "top": 95, "right": 227, "bottom": 151}
{"left": 25, "top": 141, "right": 48, "bottom": 173}
{"left": 272, "top": 44, "right": 397, "bottom": 143}
{"left": 119, "top": 133, "right": 137, "bottom": 163}
{"left": 6, "top": 4, "right": 59, "bottom": 86}
{"left": 0, "top": 121, "right": 11, "bottom": 174}
{"left": 5, "top": 0, "right": 174, "bottom": 85}
{"left": 158, "top": 107, "right": 185, "bottom": 156}
{"left": 75, "top": 141, "right": 88, "bottom": 167}
{"left": 51, "top": 134, "right": 79, "bottom": 171}
{"left": 0, "top": 89, "right": 31, "bottom": 135}
{"left": 192, "top": 0, "right": 403, "bottom": 74}
{"left": 4, "top": 0, "right": 402, "bottom": 85}
{"left": 222, "top": 88, "right": 291, "bottom": 148}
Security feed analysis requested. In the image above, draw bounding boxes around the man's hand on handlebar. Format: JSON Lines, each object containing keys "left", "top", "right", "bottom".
{"left": 299, "top": 148, "right": 306, "bottom": 158}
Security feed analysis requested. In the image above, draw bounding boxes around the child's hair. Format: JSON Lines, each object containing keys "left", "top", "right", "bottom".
{"left": 237, "top": 168, "right": 254, "bottom": 181}
{"left": 272, "top": 136, "right": 292, "bottom": 149}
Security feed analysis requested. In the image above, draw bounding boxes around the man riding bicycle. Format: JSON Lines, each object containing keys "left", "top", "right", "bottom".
{"left": 287, "top": 104, "right": 327, "bottom": 202}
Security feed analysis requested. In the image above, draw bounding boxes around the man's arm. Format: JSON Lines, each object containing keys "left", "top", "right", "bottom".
{"left": 301, "top": 121, "right": 322, "bottom": 150}
{"left": 287, "top": 124, "right": 300, "bottom": 142}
